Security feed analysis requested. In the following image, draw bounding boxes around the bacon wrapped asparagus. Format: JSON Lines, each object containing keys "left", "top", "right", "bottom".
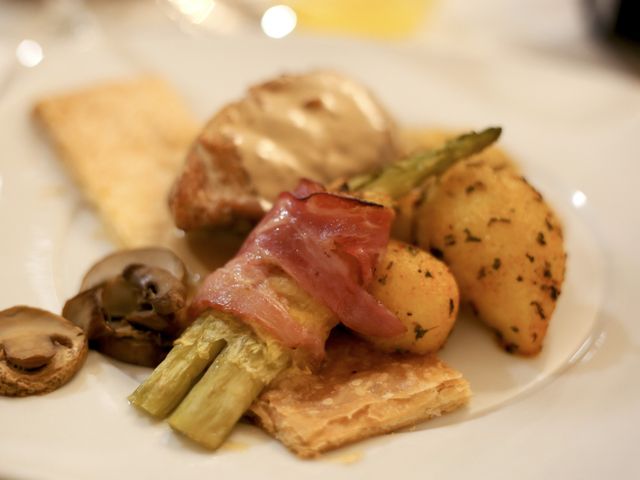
{"left": 129, "top": 127, "right": 501, "bottom": 449}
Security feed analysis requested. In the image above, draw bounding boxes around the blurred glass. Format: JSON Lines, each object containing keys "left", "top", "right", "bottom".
{"left": 284, "top": 0, "right": 436, "bottom": 38}
{"left": 163, "top": 0, "right": 435, "bottom": 39}
{"left": 584, "top": 0, "right": 640, "bottom": 46}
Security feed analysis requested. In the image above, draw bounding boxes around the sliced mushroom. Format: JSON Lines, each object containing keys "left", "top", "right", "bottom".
{"left": 93, "top": 322, "right": 172, "bottom": 368}
{"left": 124, "top": 310, "right": 171, "bottom": 333}
{"left": 101, "top": 276, "right": 140, "bottom": 318}
{"left": 62, "top": 287, "right": 112, "bottom": 338}
{"left": 122, "top": 264, "right": 187, "bottom": 317}
{"left": 0, "top": 306, "right": 87, "bottom": 397}
{"left": 80, "top": 247, "right": 187, "bottom": 291}
{"left": 63, "top": 248, "right": 189, "bottom": 367}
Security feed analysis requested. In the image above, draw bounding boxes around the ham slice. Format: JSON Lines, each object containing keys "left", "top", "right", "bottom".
{"left": 190, "top": 181, "right": 404, "bottom": 358}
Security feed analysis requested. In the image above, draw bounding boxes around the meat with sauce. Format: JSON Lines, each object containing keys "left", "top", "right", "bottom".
{"left": 169, "top": 71, "right": 401, "bottom": 231}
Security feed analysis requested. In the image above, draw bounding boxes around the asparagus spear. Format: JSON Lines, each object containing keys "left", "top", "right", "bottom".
{"left": 168, "top": 324, "right": 288, "bottom": 449}
{"left": 130, "top": 127, "right": 501, "bottom": 449}
{"left": 348, "top": 127, "right": 501, "bottom": 196}
{"left": 129, "top": 313, "right": 228, "bottom": 417}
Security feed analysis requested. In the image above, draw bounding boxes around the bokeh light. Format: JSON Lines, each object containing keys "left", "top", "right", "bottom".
{"left": 261, "top": 5, "right": 297, "bottom": 39}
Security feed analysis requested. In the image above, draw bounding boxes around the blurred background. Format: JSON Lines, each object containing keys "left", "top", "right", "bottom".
{"left": 0, "top": 0, "right": 638, "bottom": 74}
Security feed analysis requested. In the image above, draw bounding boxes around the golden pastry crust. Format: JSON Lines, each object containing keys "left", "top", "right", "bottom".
{"left": 33, "top": 76, "right": 200, "bottom": 247}
{"left": 250, "top": 331, "right": 471, "bottom": 458}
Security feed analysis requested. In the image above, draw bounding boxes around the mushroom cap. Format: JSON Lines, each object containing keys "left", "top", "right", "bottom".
{"left": 80, "top": 247, "right": 187, "bottom": 291}
{"left": 122, "top": 264, "right": 187, "bottom": 317}
{"left": 0, "top": 306, "right": 88, "bottom": 397}
{"left": 63, "top": 249, "right": 190, "bottom": 367}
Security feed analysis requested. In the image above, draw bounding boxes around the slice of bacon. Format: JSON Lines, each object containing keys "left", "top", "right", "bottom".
{"left": 190, "top": 180, "right": 405, "bottom": 358}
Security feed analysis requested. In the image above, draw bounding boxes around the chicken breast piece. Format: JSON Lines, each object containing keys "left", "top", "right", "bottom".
{"left": 170, "top": 71, "right": 402, "bottom": 231}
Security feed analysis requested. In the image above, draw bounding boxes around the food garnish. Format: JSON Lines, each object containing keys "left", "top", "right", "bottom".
{"left": 129, "top": 128, "right": 500, "bottom": 450}
{"left": 30, "top": 71, "right": 568, "bottom": 458}
{"left": 0, "top": 306, "right": 87, "bottom": 396}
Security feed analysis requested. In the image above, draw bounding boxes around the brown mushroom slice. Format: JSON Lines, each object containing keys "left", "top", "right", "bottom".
{"left": 63, "top": 289, "right": 172, "bottom": 367}
{"left": 63, "top": 258, "right": 189, "bottom": 367}
{"left": 0, "top": 306, "right": 87, "bottom": 397}
{"left": 122, "top": 264, "right": 187, "bottom": 317}
{"left": 101, "top": 276, "right": 141, "bottom": 318}
{"left": 62, "top": 287, "right": 113, "bottom": 338}
{"left": 93, "top": 322, "right": 172, "bottom": 368}
{"left": 125, "top": 310, "right": 171, "bottom": 333}
{"left": 80, "top": 247, "right": 187, "bottom": 291}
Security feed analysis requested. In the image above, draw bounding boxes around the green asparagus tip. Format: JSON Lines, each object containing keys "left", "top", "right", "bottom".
{"left": 349, "top": 126, "right": 503, "bottom": 198}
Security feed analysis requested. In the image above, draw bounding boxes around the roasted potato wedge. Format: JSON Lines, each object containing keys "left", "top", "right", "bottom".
{"left": 363, "top": 239, "right": 459, "bottom": 354}
{"left": 416, "top": 160, "right": 565, "bottom": 355}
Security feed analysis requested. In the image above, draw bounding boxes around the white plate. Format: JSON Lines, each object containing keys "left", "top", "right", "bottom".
{"left": 0, "top": 30, "right": 639, "bottom": 480}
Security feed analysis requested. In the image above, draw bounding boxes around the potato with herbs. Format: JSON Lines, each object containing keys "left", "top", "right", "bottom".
{"left": 363, "top": 239, "right": 459, "bottom": 354}
{"left": 415, "top": 160, "right": 565, "bottom": 355}
{"left": 390, "top": 129, "right": 518, "bottom": 244}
